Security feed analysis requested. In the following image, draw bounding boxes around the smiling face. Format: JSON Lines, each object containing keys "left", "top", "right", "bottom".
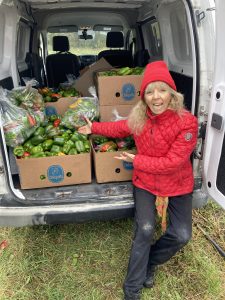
{"left": 144, "top": 82, "right": 172, "bottom": 115}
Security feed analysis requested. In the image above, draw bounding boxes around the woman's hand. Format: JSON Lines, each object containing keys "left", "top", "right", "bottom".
{"left": 78, "top": 117, "right": 92, "bottom": 135}
{"left": 114, "top": 151, "right": 135, "bottom": 163}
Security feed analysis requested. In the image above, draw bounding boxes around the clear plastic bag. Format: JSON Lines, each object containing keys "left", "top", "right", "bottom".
{"left": 0, "top": 88, "right": 44, "bottom": 147}
{"left": 111, "top": 108, "right": 128, "bottom": 121}
{"left": 59, "top": 74, "right": 77, "bottom": 89}
{"left": 61, "top": 86, "right": 99, "bottom": 128}
{"left": 9, "top": 79, "right": 44, "bottom": 111}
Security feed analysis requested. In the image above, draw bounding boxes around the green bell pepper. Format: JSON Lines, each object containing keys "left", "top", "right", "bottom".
{"left": 53, "top": 136, "right": 65, "bottom": 146}
{"left": 45, "top": 151, "right": 57, "bottom": 157}
{"left": 42, "top": 139, "right": 54, "bottom": 151}
{"left": 13, "top": 146, "right": 25, "bottom": 157}
{"left": 33, "top": 127, "right": 45, "bottom": 137}
{"left": 83, "top": 140, "right": 90, "bottom": 152}
{"left": 49, "top": 115, "right": 58, "bottom": 122}
{"left": 30, "top": 145, "right": 44, "bottom": 155}
{"left": 23, "top": 139, "right": 33, "bottom": 152}
{"left": 30, "top": 135, "right": 46, "bottom": 146}
{"left": 70, "top": 131, "right": 87, "bottom": 142}
{"left": 62, "top": 140, "right": 74, "bottom": 154}
{"left": 50, "top": 145, "right": 62, "bottom": 153}
{"left": 46, "top": 127, "right": 60, "bottom": 138}
{"left": 68, "top": 148, "right": 78, "bottom": 155}
{"left": 75, "top": 140, "right": 85, "bottom": 153}
{"left": 61, "top": 132, "right": 70, "bottom": 141}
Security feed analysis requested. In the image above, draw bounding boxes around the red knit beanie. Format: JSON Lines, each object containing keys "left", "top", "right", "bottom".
{"left": 140, "top": 61, "right": 177, "bottom": 99}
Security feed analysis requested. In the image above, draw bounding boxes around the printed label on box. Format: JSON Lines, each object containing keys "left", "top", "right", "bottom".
{"left": 47, "top": 165, "right": 64, "bottom": 183}
{"left": 123, "top": 161, "right": 134, "bottom": 170}
{"left": 45, "top": 106, "right": 57, "bottom": 116}
{"left": 122, "top": 83, "right": 136, "bottom": 101}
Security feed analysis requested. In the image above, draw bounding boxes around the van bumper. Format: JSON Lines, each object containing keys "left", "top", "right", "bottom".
{"left": 0, "top": 200, "right": 134, "bottom": 227}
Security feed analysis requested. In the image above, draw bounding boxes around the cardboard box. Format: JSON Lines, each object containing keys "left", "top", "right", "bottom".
{"left": 96, "top": 74, "right": 143, "bottom": 106}
{"left": 75, "top": 58, "right": 112, "bottom": 97}
{"left": 92, "top": 146, "right": 135, "bottom": 183}
{"left": 100, "top": 104, "right": 134, "bottom": 122}
{"left": 16, "top": 153, "right": 91, "bottom": 189}
{"left": 45, "top": 97, "right": 77, "bottom": 116}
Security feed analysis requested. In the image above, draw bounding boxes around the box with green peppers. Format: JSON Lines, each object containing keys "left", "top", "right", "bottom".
{"left": 13, "top": 114, "right": 91, "bottom": 159}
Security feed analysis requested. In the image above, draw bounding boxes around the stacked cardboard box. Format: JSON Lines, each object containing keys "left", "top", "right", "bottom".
{"left": 90, "top": 68, "right": 143, "bottom": 183}
{"left": 96, "top": 72, "right": 143, "bottom": 121}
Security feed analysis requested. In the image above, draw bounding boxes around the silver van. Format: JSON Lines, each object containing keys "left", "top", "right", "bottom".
{"left": 0, "top": 0, "right": 224, "bottom": 227}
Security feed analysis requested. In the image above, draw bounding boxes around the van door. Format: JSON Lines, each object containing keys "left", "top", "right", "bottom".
{"left": 203, "top": 0, "right": 225, "bottom": 209}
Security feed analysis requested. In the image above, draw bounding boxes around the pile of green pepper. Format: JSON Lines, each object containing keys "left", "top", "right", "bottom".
{"left": 98, "top": 66, "right": 144, "bottom": 77}
{"left": 13, "top": 114, "right": 90, "bottom": 159}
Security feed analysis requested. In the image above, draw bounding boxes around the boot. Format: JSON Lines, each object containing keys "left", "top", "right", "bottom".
{"left": 143, "top": 265, "right": 156, "bottom": 288}
{"left": 124, "top": 290, "right": 141, "bottom": 300}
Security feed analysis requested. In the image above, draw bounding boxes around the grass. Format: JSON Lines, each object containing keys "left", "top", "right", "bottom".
{"left": 0, "top": 200, "right": 225, "bottom": 300}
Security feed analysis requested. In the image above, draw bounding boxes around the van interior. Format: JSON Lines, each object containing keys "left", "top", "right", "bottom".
{"left": 0, "top": 0, "right": 199, "bottom": 208}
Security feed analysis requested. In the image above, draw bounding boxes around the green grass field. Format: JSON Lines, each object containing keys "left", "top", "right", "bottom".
{"left": 0, "top": 200, "right": 224, "bottom": 300}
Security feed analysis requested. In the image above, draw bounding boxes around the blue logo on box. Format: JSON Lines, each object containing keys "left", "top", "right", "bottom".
{"left": 47, "top": 165, "right": 64, "bottom": 183}
{"left": 45, "top": 106, "right": 57, "bottom": 116}
{"left": 123, "top": 161, "right": 134, "bottom": 170}
{"left": 122, "top": 83, "right": 136, "bottom": 101}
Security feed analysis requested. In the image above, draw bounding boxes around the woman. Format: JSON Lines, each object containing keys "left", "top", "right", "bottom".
{"left": 78, "top": 61, "right": 198, "bottom": 300}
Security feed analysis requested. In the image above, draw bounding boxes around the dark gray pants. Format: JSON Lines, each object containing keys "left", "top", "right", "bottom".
{"left": 123, "top": 186, "right": 192, "bottom": 294}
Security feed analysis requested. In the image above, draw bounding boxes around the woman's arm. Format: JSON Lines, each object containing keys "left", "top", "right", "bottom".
{"left": 78, "top": 118, "right": 131, "bottom": 138}
{"left": 133, "top": 115, "right": 198, "bottom": 175}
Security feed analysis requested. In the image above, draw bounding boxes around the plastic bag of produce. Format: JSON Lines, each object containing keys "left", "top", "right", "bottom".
{"left": 61, "top": 86, "right": 99, "bottom": 129}
{"left": 9, "top": 78, "right": 44, "bottom": 111}
{"left": 0, "top": 88, "right": 44, "bottom": 147}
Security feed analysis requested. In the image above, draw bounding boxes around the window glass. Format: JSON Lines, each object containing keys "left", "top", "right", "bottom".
{"left": 16, "top": 23, "right": 30, "bottom": 61}
{"left": 47, "top": 30, "right": 123, "bottom": 56}
{"left": 142, "top": 19, "right": 163, "bottom": 59}
{"left": 39, "top": 32, "right": 45, "bottom": 59}
{"left": 0, "top": 13, "right": 5, "bottom": 64}
{"left": 170, "top": 11, "right": 192, "bottom": 62}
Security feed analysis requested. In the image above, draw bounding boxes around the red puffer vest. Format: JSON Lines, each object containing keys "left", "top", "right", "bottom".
{"left": 92, "top": 109, "right": 198, "bottom": 196}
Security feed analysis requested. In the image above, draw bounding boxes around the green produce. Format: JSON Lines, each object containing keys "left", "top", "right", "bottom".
{"left": 42, "top": 139, "right": 54, "bottom": 151}
{"left": 10, "top": 85, "right": 44, "bottom": 111}
{"left": 50, "top": 145, "right": 62, "bottom": 153}
{"left": 13, "top": 146, "right": 25, "bottom": 157}
{"left": 23, "top": 139, "right": 33, "bottom": 152}
{"left": 30, "top": 145, "right": 43, "bottom": 155}
{"left": 33, "top": 126, "right": 45, "bottom": 136}
{"left": 61, "top": 132, "right": 70, "bottom": 141}
{"left": 62, "top": 140, "right": 74, "bottom": 154}
{"left": 83, "top": 140, "right": 90, "bottom": 152}
{"left": 30, "top": 135, "right": 45, "bottom": 146}
{"left": 75, "top": 140, "right": 85, "bottom": 153}
{"left": 45, "top": 126, "right": 60, "bottom": 138}
{"left": 70, "top": 131, "right": 87, "bottom": 142}
{"left": 49, "top": 115, "right": 58, "bottom": 122}
{"left": 117, "top": 67, "right": 132, "bottom": 76}
{"left": 68, "top": 148, "right": 78, "bottom": 155}
{"left": 53, "top": 136, "right": 65, "bottom": 146}
{"left": 61, "top": 97, "right": 99, "bottom": 128}
{"left": 94, "top": 136, "right": 109, "bottom": 145}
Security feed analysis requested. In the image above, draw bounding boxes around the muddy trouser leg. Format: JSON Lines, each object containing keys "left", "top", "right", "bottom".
{"left": 147, "top": 193, "right": 192, "bottom": 269}
{"left": 123, "top": 186, "right": 157, "bottom": 295}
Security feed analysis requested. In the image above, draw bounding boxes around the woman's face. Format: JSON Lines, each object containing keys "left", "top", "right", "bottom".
{"left": 144, "top": 82, "right": 172, "bottom": 115}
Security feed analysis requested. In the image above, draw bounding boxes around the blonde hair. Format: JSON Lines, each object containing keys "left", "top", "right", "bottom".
{"left": 127, "top": 81, "right": 184, "bottom": 135}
